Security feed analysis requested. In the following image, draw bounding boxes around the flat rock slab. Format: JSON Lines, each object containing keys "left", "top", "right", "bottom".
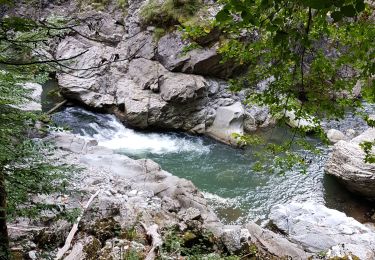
{"left": 269, "top": 202, "right": 375, "bottom": 259}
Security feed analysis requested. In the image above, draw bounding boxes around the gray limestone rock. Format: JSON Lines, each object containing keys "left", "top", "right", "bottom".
{"left": 269, "top": 202, "right": 375, "bottom": 258}
{"left": 325, "top": 128, "right": 375, "bottom": 199}
{"left": 207, "top": 102, "right": 244, "bottom": 145}
{"left": 326, "top": 128, "right": 348, "bottom": 143}
{"left": 246, "top": 222, "right": 310, "bottom": 260}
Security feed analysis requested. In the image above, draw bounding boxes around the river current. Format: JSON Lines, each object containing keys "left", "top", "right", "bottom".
{"left": 51, "top": 105, "right": 374, "bottom": 226}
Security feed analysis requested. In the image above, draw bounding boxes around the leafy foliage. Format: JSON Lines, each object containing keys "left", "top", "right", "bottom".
{"left": 0, "top": 14, "right": 78, "bottom": 258}
{"left": 209, "top": 0, "right": 375, "bottom": 168}
{"left": 216, "top": 0, "right": 373, "bottom": 119}
{"left": 139, "top": 0, "right": 203, "bottom": 28}
{"left": 359, "top": 141, "right": 375, "bottom": 163}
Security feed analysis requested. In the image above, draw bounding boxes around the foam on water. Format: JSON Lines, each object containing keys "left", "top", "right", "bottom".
{"left": 52, "top": 107, "right": 210, "bottom": 155}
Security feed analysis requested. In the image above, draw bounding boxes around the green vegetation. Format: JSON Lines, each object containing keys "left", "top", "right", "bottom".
{"left": 77, "top": 0, "right": 128, "bottom": 11}
{"left": 140, "top": 0, "right": 203, "bottom": 28}
{"left": 152, "top": 27, "right": 167, "bottom": 41}
{"left": 0, "top": 14, "right": 79, "bottom": 259}
{"left": 210, "top": 0, "right": 375, "bottom": 171}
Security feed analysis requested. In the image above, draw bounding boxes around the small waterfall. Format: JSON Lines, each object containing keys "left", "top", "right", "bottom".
{"left": 52, "top": 107, "right": 211, "bottom": 155}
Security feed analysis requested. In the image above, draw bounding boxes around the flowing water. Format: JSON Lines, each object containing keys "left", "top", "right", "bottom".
{"left": 51, "top": 106, "right": 375, "bottom": 225}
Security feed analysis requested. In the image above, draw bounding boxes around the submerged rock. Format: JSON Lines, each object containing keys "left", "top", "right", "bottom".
{"left": 270, "top": 202, "right": 375, "bottom": 259}
{"left": 325, "top": 128, "right": 375, "bottom": 199}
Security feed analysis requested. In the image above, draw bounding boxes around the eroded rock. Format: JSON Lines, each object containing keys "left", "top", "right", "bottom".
{"left": 325, "top": 128, "right": 375, "bottom": 199}
{"left": 269, "top": 202, "right": 375, "bottom": 258}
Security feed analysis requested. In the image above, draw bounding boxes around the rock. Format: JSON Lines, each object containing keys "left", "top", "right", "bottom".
{"left": 178, "top": 207, "right": 201, "bottom": 222}
{"left": 325, "top": 128, "right": 375, "bottom": 199}
{"left": 122, "top": 31, "right": 156, "bottom": 60}
{"left": 127, "top": 58, "right": 167, "bottom": 91}
{"left": 326, "top": 128, "right": 347, "bottom": 143}
{"left": 156, "top": 32, "right": 190, "bottom": 71}
{"left": 220, "top": 225, "right": 251, "bottom": 254}
{"left": 207, "top": 102, "right": 244, "bottom": 145}
{"left": 345, "top": 128, "right": 356, "bottom": 138}
{"left": 157, "top": 31, "right": 238, "bottom": 79}
{"left": 15, "top": 83, "right": 42, "bottom": 111}
{"left": 27, "top": 250, "right": 37, "bottom": 260}
{"left": 326, "top": 244, "right": 375, "bottom": 260}
{"left": 245, "top": 222, "right": 310, "bottom": 259}
{"left": 284, "top": 110, "right": 318, "bottom": 130}
{"left": 269, "top": 202, "right": 375, "bottom": 258}
{"left": 159, "top": 72, "right": 207, "bottom": 103}
{"left": 52, "top": 133, "right": 98, "bottom": 154}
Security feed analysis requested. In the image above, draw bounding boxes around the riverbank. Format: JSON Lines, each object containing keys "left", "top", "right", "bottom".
{"left": 51, "top": 106, "right": 375, "bottom": 226}
{"left": 8, "top": 129, "right": 375, "bottom": 259}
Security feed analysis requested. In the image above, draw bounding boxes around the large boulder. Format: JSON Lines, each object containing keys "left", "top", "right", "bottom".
{"left": 157, "top": 32, "right": 238, "bottom": 79}
{"left": 326, "top": 128, "right": 348, "bottom": 143}
{"left": 325, "top": 128, "right": 375, "bottom": 199}
{"left": 269, "top": 202, "right": 375, "bottom": 259}
{"left": 207, "top": 102, "right": 244, "bottom": 145}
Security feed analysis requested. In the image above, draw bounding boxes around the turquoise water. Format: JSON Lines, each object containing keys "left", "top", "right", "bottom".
{"left": 52, "top": 107, "right": 374, "bottom": 225}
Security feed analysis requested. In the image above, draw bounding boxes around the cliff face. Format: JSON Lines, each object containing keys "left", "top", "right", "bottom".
{"left": 12, "top": 0, "right": 274, "bottom": 145}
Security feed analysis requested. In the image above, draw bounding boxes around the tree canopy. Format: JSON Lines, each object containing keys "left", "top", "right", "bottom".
{"left": 0, "top": 14, "right": 77, "bottom": 259}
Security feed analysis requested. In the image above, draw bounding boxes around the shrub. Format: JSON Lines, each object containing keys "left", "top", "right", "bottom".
{"left": 140, "top": 0, "right": 203, "bottom": 28}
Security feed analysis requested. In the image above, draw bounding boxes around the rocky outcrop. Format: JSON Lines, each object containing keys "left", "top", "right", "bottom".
{"left": 54, "top": 29, "right": 271, "bottom": 143}
{"left": 156, "top": 32, "right": 238, "bottom": 78}
{"left": 9, "top": 132, "right": 317, "bottom": 259}
{"left": 22, "top": 0, "right": 273, "bottom": 145}
{"left": 270, "top": 202, "right": 375, "bottom": 259}
{"left": 325, "top": 128, "right": 375, "bottom": 199}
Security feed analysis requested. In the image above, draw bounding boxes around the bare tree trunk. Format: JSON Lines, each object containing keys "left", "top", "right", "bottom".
{"left": 0, "top": 172, "right": 10, "bottom": 260}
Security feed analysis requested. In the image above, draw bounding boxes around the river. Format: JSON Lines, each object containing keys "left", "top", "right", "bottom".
{"left": 50, "top": 105, "right": 374, "bottom": 226}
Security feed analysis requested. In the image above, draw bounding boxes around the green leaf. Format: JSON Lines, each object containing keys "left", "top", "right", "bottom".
{"left": 355, "top": 0, "right": 365, "bottom": 13}
{"left": 341, "top": 5, "right": 357, "bottom": 17}
{"left": 331, "top": 11, "right": 343, "bottom": 22}
{"left": 216, "top": 8, "right": 231, "bottom": 23}
{"left": 305, "top": 0, "right": 332, "bottom": 9}
{"left": 333, "top": 0, "right": 344, "bottom": 7}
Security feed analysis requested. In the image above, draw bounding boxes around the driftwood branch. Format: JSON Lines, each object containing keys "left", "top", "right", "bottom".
{"left": 55, "top": 190, "right": 100, "bottom": 260}
{"left": 46, "top": 100, "right": 67, "bottom": 115}
{"left": 0, "top": 49, "right": 89, "bottom": 66}
{"left": 141, "top": 223, "right": 163, "bottom": 260}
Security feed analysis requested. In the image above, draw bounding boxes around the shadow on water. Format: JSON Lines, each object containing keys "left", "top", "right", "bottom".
{"left": 41, "top": 79, "right": 65, "bottom": 112}
{"left": 324, "top": 174, "right": 375, "bottom": 223}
